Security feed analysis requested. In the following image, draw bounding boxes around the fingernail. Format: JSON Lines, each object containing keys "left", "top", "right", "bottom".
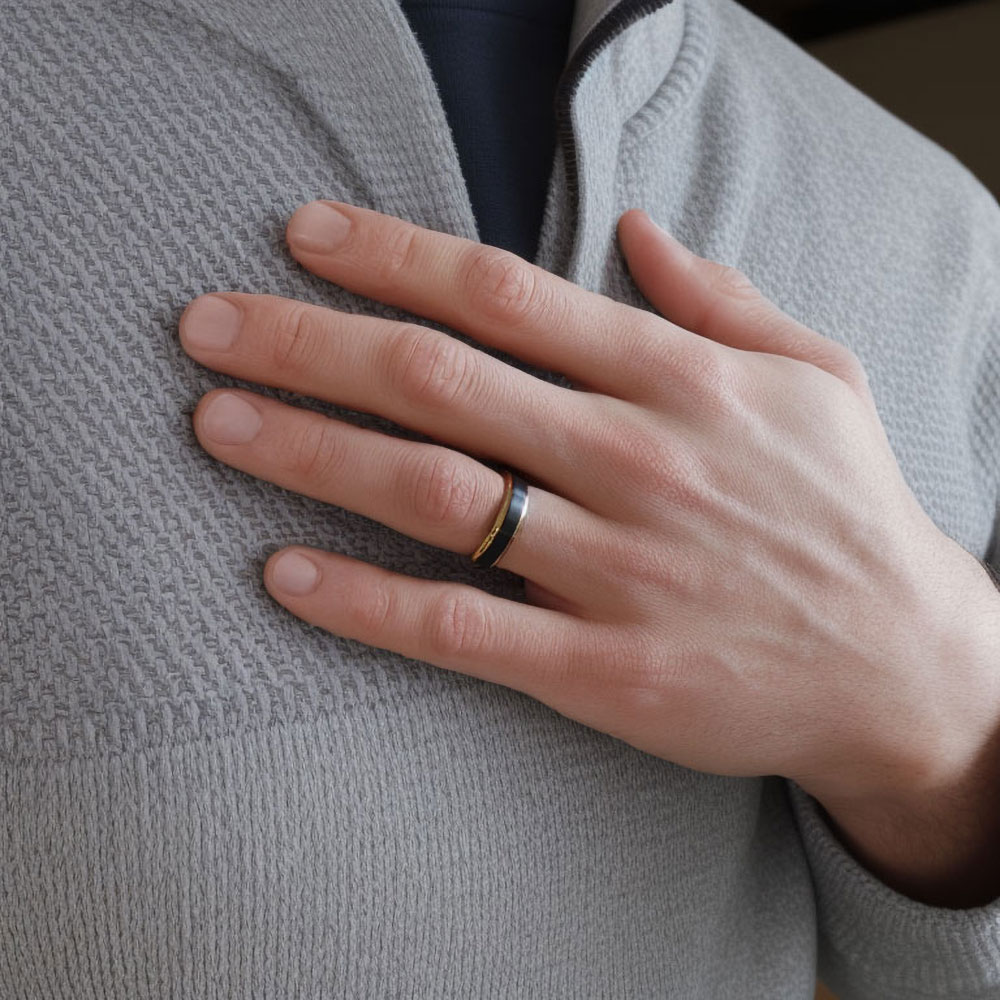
{"left": 201, "top": 392, "right": 262, "bottom": 445}
{"left": 271, "top": 551, "right": 321, "bottom": 595}
{"left": 182, "top": 295, "right": 241, "bottom": 352}
{"left": 287, "top": 201, "right": 352, "bottom": 254}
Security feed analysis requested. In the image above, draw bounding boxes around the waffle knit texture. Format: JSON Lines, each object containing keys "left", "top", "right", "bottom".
{"left": 3, "top": 0, "right": 1000, "bottom": 996}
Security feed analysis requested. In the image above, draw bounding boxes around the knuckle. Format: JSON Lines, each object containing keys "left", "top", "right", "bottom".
{"left": 371, "top": 224, "right": 421, "bottom": 284}
{"left": 706, "top": 261, "right": 758, "bottom": 303}
{"left": 601, "top": 312, "right": 657, "bottom": 380}
{"left": 836, "top": 348, "right": 871, "bottom": 393}
{"left": 687, "top": 340, "right": 729, "bottom": 384}
{"left": 614, "top": 319, "right": 739, "bottom": 413}
{"left": 604, "top": 531, "right": 705, "bottom": 619}
{"left": 289, "top": 417, "right": 345, "bottom": 483}
{"left": 623, "top": 311, "right": 670, "bottom": 362}
{"left": 569, "top": 627, "right": 668, "bottom": 726}
{"left": 409, "top": 449, "right": 480, "bottom": 527}
{"left": 344, "top": 573, "right": 396, "bottom": 637}
{"left": 426, "top": 588, "right": 490, "bottom": 660}
{"left": 679, "top": 343, "right": 740, "bottom": 411}
{"left": 390, "top": 325, "right": 479, "bottom": 411}
{"left": 463, "top": 245, "right": 543, "bottom": 324}
{"left": 603, "top": 530, "right": 668, "bottom": 597}
{"left": 272, "top": 305, "right": 325, "bottom": 373}
{"left": 637, "top": 544, "right": 714, "bottom": 606}
{"left": 698, "top": 262, "right": 765, "bottom": 338}
{"left": 597, "top": 416, "right": 708, "bottom": 511}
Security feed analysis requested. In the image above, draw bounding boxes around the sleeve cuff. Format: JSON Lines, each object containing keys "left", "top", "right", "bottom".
{"left": 786, "top": 779, "right": 1000, "bottom": 999}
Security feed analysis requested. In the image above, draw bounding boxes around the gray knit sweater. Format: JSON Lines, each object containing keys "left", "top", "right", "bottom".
{"left": 3, "top": 0, "right": 1000, "bottom": 996}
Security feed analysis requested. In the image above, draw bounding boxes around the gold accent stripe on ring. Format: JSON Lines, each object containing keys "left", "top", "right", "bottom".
{"left": 471, "top": 469, "right": 514, "bottom": 562}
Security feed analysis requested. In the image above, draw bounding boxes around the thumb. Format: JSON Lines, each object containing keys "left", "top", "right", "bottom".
{"left": 616, "top": 208, "right": 869, "bottom": 395}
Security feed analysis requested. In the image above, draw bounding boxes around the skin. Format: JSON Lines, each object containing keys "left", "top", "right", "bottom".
{"left": 178, "top": 200, "right": 1000, "bottom": 908}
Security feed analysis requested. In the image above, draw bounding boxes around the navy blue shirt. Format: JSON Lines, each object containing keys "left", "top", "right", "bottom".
{"left": 398, "top": 0, "right": 576, "bottom": 263}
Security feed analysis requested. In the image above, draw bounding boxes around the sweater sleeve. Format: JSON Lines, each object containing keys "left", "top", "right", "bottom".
{"left": 786, "top": 779, "right": 1000, "bottom": 999}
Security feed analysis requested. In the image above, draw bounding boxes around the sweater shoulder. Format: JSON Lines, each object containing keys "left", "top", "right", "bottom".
{"left": 700, "top": 0, "right": 999, "bottom": 251}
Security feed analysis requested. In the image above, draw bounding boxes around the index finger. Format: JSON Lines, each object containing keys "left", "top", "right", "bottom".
{"left": 284, "top": 200, "right": 683, "bottom": 399}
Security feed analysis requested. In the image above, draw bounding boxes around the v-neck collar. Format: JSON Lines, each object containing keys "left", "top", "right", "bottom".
{"left": 144, "top": 0, "right": 684, "bottom": 276}
{"left": 381, "top": 0, "right": 687, "bottom": 278}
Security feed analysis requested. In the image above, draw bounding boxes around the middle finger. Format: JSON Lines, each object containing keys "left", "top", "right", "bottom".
{"left": 179, "top": 291, "right": 596, "bottom": 505}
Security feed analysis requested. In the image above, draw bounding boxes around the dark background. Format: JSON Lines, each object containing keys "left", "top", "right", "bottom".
{"left": 743, "top": 0, "right": 975, "bottom": 39}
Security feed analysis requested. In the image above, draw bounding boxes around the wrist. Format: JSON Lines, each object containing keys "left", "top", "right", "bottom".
{"left": 812, "top": 732, "right": 1000, "bottom": 908}
{"left": 813, "top": 536, "right": 1000, "bottom": 804}
{"left": 809, "top": 543, "right": 1000, "bottom": 907}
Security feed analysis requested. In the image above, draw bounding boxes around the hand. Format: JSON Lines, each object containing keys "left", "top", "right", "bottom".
{"left": 178, "top": 200, "right": 1000, "bottom": 807}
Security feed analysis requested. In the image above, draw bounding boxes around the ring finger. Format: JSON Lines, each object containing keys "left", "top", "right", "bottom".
{"left": 193, "top": 387, "right": 614, "bottom": 611}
